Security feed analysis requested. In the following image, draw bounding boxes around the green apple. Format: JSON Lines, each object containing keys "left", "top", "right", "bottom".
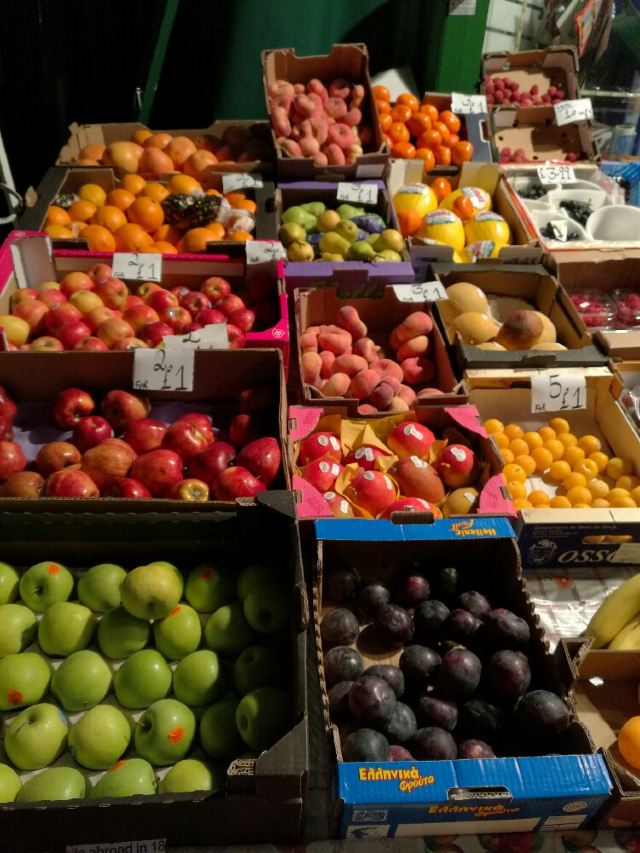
{"left": 97, "top": 606, "right": 150, "bottom": 659}
{"left": 120, "top": 563, "right": 183, "bottom": 621}
{"left": 0, "top": 763, "right": 21, "bottom": 802}
{"left": 51, "top": 650, "right": 112, "bottom": 712}
{"left": 243, "top": 585, "right": 288, "bottom": 635}
{"left": 152, "top": 603, "right": 202, "bottom": 660}
{"left": 17, "top": 766, "right": 85, "bottom": 802}
{"left": 37, "top": 601, "right": 96, "bottom": 657}
{"left": 69, "top": 704, "right": 131, "bottom": 770}
{"left": 135, "top": 698, "right": 195, "bottom": 767}
{"left": 173, "top": 650, "right": 224, "bottom": 706}
{"left": 77, "top": 563, "right": 127, "bottom": 612}
{"left": 186, "top": 562, "right": 236, "bottom": 613}
{"left": 236, "top": 687, "right": 290, "bottom": 751}
{"left": 19, "top": 560, "right": 74, "bottom": 612}
{"left": 5, "top": 702, "right": 69, "bottom": 770}
{"left": 113, "top": 649, "right": 172, "bottom": 709}
{"left": 204, "top": 602, "right": 253, "bottom": 657}
{"left": 0, "top": 603, "right": 37, "bottom": 657}
{"left": 0, "top": 562, "right": 19, "bottom": 604}
{"left": 233, "top": 645, "right": 281, "bottom": 696}
{"left": 199, "top": 695, "right": 243, "bottom": 761}
{"left": 158, "top": 758, "right": 213, "bottom": 794}
{"left": 0, "top": 652, "right": 50, "bottom": 710}
{"left": 91, "top": 758, "right": 157, "bottom": 799}
{"left": 236, "top": 563, "right": 277, "bottom": 602}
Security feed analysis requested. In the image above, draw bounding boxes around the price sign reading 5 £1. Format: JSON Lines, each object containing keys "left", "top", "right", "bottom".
{"left": 530, "top": 373, "right": 586, "bottom": 414}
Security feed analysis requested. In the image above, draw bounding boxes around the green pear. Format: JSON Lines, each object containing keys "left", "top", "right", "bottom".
{"left": 300, "top": 202, "right": 326, "bottom": 217}
{"left": 287, "top": 241, "right": 315, "bottom": 262}
{"left": 337, "top": 203, "right": 365, "bottom": 220}
{"left": 278, "top": 222, "right": 306, "bottom": 247}
{"left": 334, "top": 220, "right": 359, "bottom": 244}
{"left": 374, "top": 228, "right": 405, "bottom": 254}
{"left": 320, "top": 252, "right": 345, "bottom": 261}
{"left": 319, "top": 232, "right": 350, "bottom": 257}
{"left": 366, "top": 233, "right": 379, "bottom": 245}
{"left": 375, "top": 249, "right": 403, "bottom": 262}
{"left": 317, "top": 210, "right": 341, "bottom": 232}
{"left": 347, "top": 240, "right": 377, "bottom": 261}
{"left": 282, "top": 206, "right": 316, "bottom": 232}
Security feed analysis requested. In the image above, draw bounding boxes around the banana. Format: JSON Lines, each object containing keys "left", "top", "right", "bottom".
{"left": 585, "top": 573, "right": 640, "bottom": 648}
{"left": 610, "top": 616, "right": 640, "bottom": 650}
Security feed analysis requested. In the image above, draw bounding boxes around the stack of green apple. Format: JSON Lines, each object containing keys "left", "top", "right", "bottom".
{"left": 278, "top": 202, "right": 405, "bottom": 263}
{"left": 0, "top": 556, "right": 291, "bottom": 805}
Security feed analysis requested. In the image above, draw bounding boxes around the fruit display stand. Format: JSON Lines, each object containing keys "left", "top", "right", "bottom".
{"left": 0, "top": 497, "right": 310, "bottom": 850}
{"left": 312, "top": 518, "right": 611, "bottom": 839}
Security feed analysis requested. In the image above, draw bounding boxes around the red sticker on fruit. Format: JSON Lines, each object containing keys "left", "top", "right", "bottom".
{"left": 201, "top": 567, "right": 214, "bottom": 581}
{"left": 167, "top": 726, "right": 185, "bottom": 744}
{"left": 7, "top": 689, "right": 22, "bottom": 706}
{"left": 47, "top": 563, "right": 60, "bottom": 575}
{"left": 169, "top": 606, "right": 181, "bottom": 617}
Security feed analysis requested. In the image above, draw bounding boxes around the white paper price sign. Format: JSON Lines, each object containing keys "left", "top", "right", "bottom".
{"left": 392, "top": 282, "right": 448, "bottom": 303}
{"left": 112, "top": 252, "right": 163, "bottom": 282}
{"left": 246, "top": 240, "right": 287, "bottom": 264}
{"left": 133, "top": 347, "right": 194, "bottom": 393}
{"left": 531, "top": 373, "right": 587, "bottom": 414}
{"left": 221, "top": 172, "right": 264, "bottom": 192}
{"left": 336, "top": 182, "right": 379, "bottom": 205}
{"left": 554, "top": 98, "right": 594, "bottom": 127}
{"left": 537, "top": 164, "right": 577, "bottom": 185}
{"left": 164, "top": 323, "right": 229, "bottom": 350}
{"left": 451, "top": 92, "right": 488, "bottom": 114}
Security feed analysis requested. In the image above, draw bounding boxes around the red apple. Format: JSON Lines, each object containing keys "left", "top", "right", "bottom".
{"left": 73, "top": 336, "right": 110, "bottom": 352}
{"left": 226, "top": 324, "right": 245, "bottom": 350}
{"left": 57, "top": 319, "right": 93, "bottom": 350}
{"left": 298, "top": 431, "right": 342, "bottom": 466}
{"left": 0, "top": 441, "right": 26, "bottom": 481}
{"left": 160, "top": 306, "right": 192, "bottom": 332}
{"left": 171, "top": 285, "right": 191, "bottom": 301}
{"left": 31, "top": 336, "right": 65, "bottom": 352}
{"left": 60, "top": 272, "right": 94, "bottom": 298}
{"left": 96, "top": 317, "right": 135, "bottom": 348}
{"left": 172, "top": 412, "right": 214, "bottom": 442}
{"left": 37, "top": 290, "right": 67, "bottom": 310}
{"left": 218, "top": 294, "right": 245, "bottom": 316}
{"left": 381, "top": 497, "right": 442, "bottom": 519}
{"left": 162, "top": 422, "right": 212, "bottom": 461}
{"left": 167, "top": 478, "right": 210, "bottom": 502}
{"left": 123, "top": 418, "right": 168, "bottom": 454}
{"left": 386, "top": 421, "right": 436, "bottom": 459}
{"left": 391, "top": 456, "right": 445, "bottom": 503}
{"left": 323, "top": 490, "right": 357, "bottom": 518}
{"left": 180, "top": 291, "right": 210, "bottom": 316}
{"left": 114, "top": 337, "right": 148, "bottom": 351}
{"left": 140, "top": 321, "right": 174, "bottom": 348}
{"left": 101, "top": 390, "right": 151, "bottom": 431}
{"left": 2, "top": 470, "right": 44, "bottom": 497}
{"left": 123, "top": 303, "right": 160, "bottom": 334}
{"left": 12, "top": 299, "right": 48, "bottom": 334}
{"left": 85, "top": 306, "right": 116, "bottom": 332}
{"left": 131, "top": 449, "right": 184, "bottom": 497}
{"left": 0, "top": 388, "right": 17, "bottom": 423}
{"left": 182, "top": 322, "right": 203, "bottom": 334}
{"left": 300, "top": 458, "right": 343, "bottom": 493}
{"left": 69, "top": 291, "right": 105, "bottom": 315}
{"left": 52, "top": 388, "right": 96, "bottom": 429}
{"left": 46, "top": 303, "right": 82, "bottom": 333}
{"left": 228, "top": 413, "right": 263, "bottom": 449}
{"left": 148, "top": 290, "right": 178, "bottom": 314}
{"left": 194, "top": 308, "right": 225, "bottom": 326}
{"left": 44, "top": 468, "right": 99, "bottom": 498}
{"left": 201, "top": 277, "right": 231, "bottom": 303}
{"left": 139, "top": 283, "right": 163, "bottom": 303}
{"left": 126, "top": 294, "right": 144, "bottom": 309}
{"left": 0, "top": 416, "right": 13, "bottom": 440}
{"left": 88, "top": 263, "right": 113, "bottom": 285}
{"left": 105, "top": 477, "right": 152, "bottom": 499}
{"left": 343, "top": 469, "right": 396, "bottom": 517}
{"left": 73, "top": 415, "right": 114, "bottom": 452}
{"left": 10, "top": 288, "right": 38, "bottom": 308}
{"left": 94, "top": 278, "right": 129, "bottom": 311}
{"left": 81, "top": 438, "right": 137, "bottom": 491}
{"left": 435, "top": 444, "right": 477, "bottom": 488}
{"left": 227, "top": 308, "right": 255, "bottom": 333}
{"left": 186, "top": 441, "right": 235, "bottom": 486}
{"left": 212, "top": 466, "right": 266, "bottom": 500}
{"left": 36, "top": 441, "right": 82, "bottom": 476}
{"left": 344, "top": 445, "right": 390, "bottom": 471}
{"left": 237, "top": 437, "right": 281, "bottom": 485}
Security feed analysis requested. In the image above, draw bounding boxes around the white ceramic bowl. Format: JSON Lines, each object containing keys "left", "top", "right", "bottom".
{"left": 585, "top": 205, "right": 640, "bottom": 242}
{"left": 508, "top": 174, "right": 554, "bottom": 203}
{"left": 547, "top": 187, "right": 612, "bottom": 215}
{"left": 531, "top": 210, "right": 588, "bottom": 243}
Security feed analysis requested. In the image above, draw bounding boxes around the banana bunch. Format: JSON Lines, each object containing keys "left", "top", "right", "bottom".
{"left": 585, "top": 573, "right": 640, "bottom": 649}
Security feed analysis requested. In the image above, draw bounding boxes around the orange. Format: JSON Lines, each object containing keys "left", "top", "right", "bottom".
{"left": 550, "top": 496, "right": 571, "bottom": 508}
{"left": 543, "top": 439, "right": 565, "bottom": 461}
{"left": 549, "top": 417, "right": 570, "bottom": 434}
{"left": 514, "top": 454, "right": 536, "bottom": 476}
{"left": 452, "top": 141, "right": 474, "bottom": 166}
{"left": 180, "top": 227, "right": 225, "bottom": 253}
{"left": 453, "top": 194, "right": 474, "bottom": 219}
{"left": 513, "top": 498, "right": 533, "bottom": 510}
{"left": 233, "top": 198, "right": 257, "bottom": 214}
{"left": 415, "top": 148, "right": 436, "bottom": 172}
{"left": 528, "top": 490, "right": 550, "bottom": 507}
{"left": 502, "top": 463, "right": 527, "bottom": 484}
{"left": 507, "top": 481, "right": 526, "bottom": 500}
{"left": 431, "top": 177, "right": 453, "bottom": 202}
{"left": 91, "top": 204, "right": 127, "bottom": 233}
{"left": 433, "top": 122, "right": 451, "bottom": 144}
{"left": 106, "top": 188, "right": 136, "bottom": 212}
{"left": 390, "top": 104, "right": 413, "bottom": 124}
{"left": 407, "top": 113, "right": 432, "bottom": 138}
{"left": 566, "top": 486, "right": 592, "bottom": 506}
{"left": 168, "top": 174, "right": 202, "bottom": 195}
{"left": 500, "top": 449, "right": 515, "bottom": 464}
{"left": 606, "top": 457, "right": 632, "bottom": 480}
{"left": 148, "top": 241, "right": 178, "bottom": 254}
{"left": 563, "top": 472, "right": 587, "bottom": 491}
{"left": 504, "top": 423, "right": 524, "bottom": 441}
{"left": 493, "top": 432, "right": 509, "bottom": 449}
{"left": 531, "top": 447, "right": 553, "bottom": 472}
{"left": 229, "top": 230, "right": 254, "bottom": 241}
{"left": 448, "top": 134, "right": 460, "bottom": 148}
{"left": 618, "top": 717, "right": 640, "bottom": 769}
{"left": 589, "top": 451, "right": 609, "bottom": 473}
{"left": 437, "top": 141, "right": 453, "bottom": 164}
{"left": 397, "top": 93, "right": 420, "bottom": 112}
{"left": 417, "top": 129, "right": 442, "bottom": 149}
{"left": 524, "top": 431, "right": 543, "bottom": 450}
{"left": 68, "top": 200, "right": 98, "bottom": 223}
{"left": 388, "top": 122, "right": 410, "bottom": 144}
{"left": 578, "top": 434, "right": 601, "bottom": 455}
{"left": 202, "top": 222, "right": 225, "bottom": 241}
{"left": 375, "top": 99, "right": 391, "bottom": 115}
{"left": 558, "top": 432, "right": 578, "bottom": 449}
{"left": 46, "top": 205, "right": 71, "bottom": 227}
{"left": 537, "top": 426, "right": 557, "bottom": 442}
{"left": 391, "top": 141, "right": 416, "bottom": 159}
{"left": 573, "top": 458, "right": 599, "bottom": 482}
{"left": 78, "top": 143, "right": 106, "bottom": 161}
{"left": 419, "top": 103, "right": 439, "bottom": 123}
{"left": 379, "top": 113, "right": 392, "bottom": 132}
{"left": 484, "top": 418, "right": 504, "bottom": 434}
{"left": 141, "top": 182, "right": 170, "bottom": 203}
{"left": 225, "top": 192, "right": 250, "bottom": 208}
{"left": 131, "top": 129, "right": 152, "bottom": 146}
{"left": 372, "top": 85, "right": 391, "bottom": 101}
{"left": 509, "top": 438, "right": 529, "bottom": 457}
{"left": 549, "top": 460, "right": 571, "bottom": 482}
{"left": 81, "top": 224, "right": 117, "bottom": 252}
{"left": 153, "top": 223, "right": 182, "bottom": 245}
{"left": 78, "top": 183, "right": 107, "bottom": 207}
{"left": 121, "top": 174, "right": 147, "bottom": 195}
{"left": 564, "top": 446, "right": 585, "bottom": 468}
{"left": 114, "top": 223, "right": 153, "bottom": 252}
{"left": 396, "top": 209, "right": 423, "bottom": 237}
{"left": 44, "top": 224, "right": 74, "bottom": 239}
{"left": 438, "top": 110, "right": 461, "bottom": 135}
{"left": 126, "top": 197, "right": 164, "bottom": 233}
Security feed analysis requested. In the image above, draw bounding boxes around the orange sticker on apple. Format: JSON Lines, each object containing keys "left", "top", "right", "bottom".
{"left": 7, "top": 689, "right": 22, "bottom": 705}
{"left": 110, "top": 760, "right": 127, "bottom": 773}
{"left": 47, "top": 563, "right": 60, "bottom": 574}
{"left": 202, "top": 567, "right": 214, "bottom": 581}
{"left": 167, "top": 727, "right": 184, "bottom": 744}
{"left": 169, "top": 606, "right": 181, "bottom": 617}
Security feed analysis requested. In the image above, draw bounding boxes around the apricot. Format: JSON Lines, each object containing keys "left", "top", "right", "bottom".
{"left": 321, "top": 372, "right": 351, "bottom": 398}
{"left": 301, "top": 351, "right": 322, "bottom": 384}
{"left": 397, "top": 336, "right": 429, "bottom": 362}
{"left": 331, "top": 354, "right": 368, "bottom": 377}
{"left": 320, "top": 351, "right": 336, "bottom": 378}
{"left": 350, "top": 369, "right": 382, "bottom": 401}
{"left": 395, "top": 311, "right": 433, "bottom": 343}
{"left": 336, "top": 305, "right": 367, "bottom": 340}
{"left": 353, "top": 337, "right": 380, "bottom": 363}
{"left": 318, "top": 326, "right": 352, "bottom": 355}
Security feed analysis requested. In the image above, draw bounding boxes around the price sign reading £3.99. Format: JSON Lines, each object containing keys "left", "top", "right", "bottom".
{"left": 133, "top": 348, "right": 195, "bottom": 393}
{"left": 536, "top": 164, "right": 577, "bottom": 185}
{"left": 530, "top": 373, "right": 587, "bottom": 414}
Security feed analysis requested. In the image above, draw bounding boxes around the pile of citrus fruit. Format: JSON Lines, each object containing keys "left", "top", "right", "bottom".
{"left": 372, "top": 88, "right": 474, "bottom": 172}
{"left": 485, "top": 417, "right": 640, "bottom": 510}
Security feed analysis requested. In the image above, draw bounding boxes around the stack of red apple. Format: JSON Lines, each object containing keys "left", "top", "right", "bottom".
{"left": 0, "top": 384, "right": 281, "bottom": 501}
{"left": 1, "top": 264, "right": 278, "bottom": 351}
{"left": 484, "top": 76, "right": 566, "bottom": 107}
{"left": 301, "top": 307, "right": 444, "bottom": 413}
{"left": 0, "top": 555, "right": 291, "bottom": 802}
{"left": 295, "top": 419, "right": 482, "bottom": 519}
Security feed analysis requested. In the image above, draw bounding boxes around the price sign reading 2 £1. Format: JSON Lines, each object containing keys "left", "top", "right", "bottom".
{"left": 112, "top": 252, "right": 163, "bottom": 283}
{"left": 133, "top": 348, "right": 195, "bottom": 393}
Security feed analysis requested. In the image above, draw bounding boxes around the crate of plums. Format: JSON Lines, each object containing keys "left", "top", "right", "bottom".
{"left": 312, "top": 518, "right": 612, "bottom": 837}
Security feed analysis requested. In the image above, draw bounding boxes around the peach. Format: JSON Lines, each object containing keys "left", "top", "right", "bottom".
{"left": 301, "top": 351, "right": 322, "bottom": 384}
{"left": 290, "top": 126, "right": 302, "bottom": 141}
{"left": 389, "top": 328, "right": 402, "bottom": 351}
{"left": 293, "top": 83, "right": 305, "bottom": 94}
{"left": 402, "top": 356, "right": 436, "bottom": 386}
{"left": 398, "top": 385, "right": 417, "bottom": 406}
{"left": 417, "top": 388, "right": 445, "bottom": 401}
{"left": 336, "top": 305, "right": 367, "bottom": 340}
{"left": 395, "top": 312, "right": 433, "bottom": 343}
{"left": 367, "top": 381, "right": 396, "bottom": 411}
{"left": 300, "top": 136, "right": 320, "bottom": 157}
{"left": 349, "top": 369, "right": 381, "bottom": 401}
{"left": 351, "top": 84, "right": 365, "bottom": 107}
{"left": 328, "top": 123, "right": 355, "bottom": 150}
{"left": 320, "top": 350, "right": 336, "bottom": 378}
{"left": 346, "top": 144, "right": 364, "bottom": 165}
{"left": 318, "top": 326, "right": 352, "bottom": 355}
{"left": 325, "top": 97, "right": 348, "bottom": 119}
{"left": 329, "top": 78, "right": 351, "bottom": 99}
{"left": 397, "top": 336, "right": 429, "bottom": 361}
{"left": 309, "top": 115, "right": 329, "bottom": 145}
{"left": 378, "top": 359, "right": 404, "bottom": 383}
{"left": 353, "top": 337, "right": 380, "bottom": 363}
{"left": 343, "top": 108, "right": 362, "bottom": 128}
{"left": 332, "top": 354, "right": 368, "bottom": 377}
{"left": 389, "top": 397, "right": 410, "bottom": 412}
{"left": 307, "top": 79, "right": 329, "bottom": 101}
{"left": 380, "top": 375, "right": 401, "bottom": 395}
{"left": 313, "top": 152, "right": 329, "bottom": 167}
{"left": 322, "top": 143, "right": 346, "bottom": 166}
{"left": 268, "top": 80, "right": 295, "bottom": 99}
{"left": 278, "top": 138, "right": 302, "bottom": 157}
{"left": 272, "top": 108, "right": 292, "bottom": 137}
{"left": 321, "top": 372, "right": 351, "bottom": 398}
{"left": 270, "top": 94, "right": 294, "bottom": 112}
{"left": 299, "top": 331, "right": 319, "bottom": 352}
{"left": 357, "top": 404, "right": 377, "bottom": 415}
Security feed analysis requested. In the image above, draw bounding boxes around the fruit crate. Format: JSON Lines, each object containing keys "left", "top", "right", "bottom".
{"left": 312, "top": 518, "right": 611, "bottom": 838}
{"left": 492, "top": 106, "right": 596, "bottom": 167}
{"left": 482, "top": 47, "right": 580, "bottom": 110}
{"left": 0, "top": 346, "right": 288, "bottom": 512}
{"left": 277, "top": 181, "right": 414, "bottom": 290}
{"left": 0, "top": 496, "right": 310, "bottom": 850}
{"left": 612, "top": 361, "right": 640, "bottom": 436}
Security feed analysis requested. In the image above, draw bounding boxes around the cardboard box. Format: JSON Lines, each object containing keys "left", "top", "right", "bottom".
{"left": 262, "top": 44, "right": 389, "bottom": 181}
{"left": 287, "top": 403, "right": 512, "bottom": 520}
{"left": 0, "top": 496, "right": 310, "bottom": 850}
{"left": 612, "top": 362, "right": 640, "bottom": 433}
{"left": 294, "top": 285, "right": 464, "bottom": 411}
{"left": 491, "top": 106, "right": 596, "bottom": 164}
{"left": 432, "top": 263, "right": 607, "bottom": 370}
{"left": 277, "top": 181, "right": 414, "bottom": 290}
{"left": 0, "top": 234, "right": 290, "bottom": 366}
{"left": 312, "top": 519, "right": 611, "bottom": 838}
{"left": 465, "top": 374, "right": 640, "bottom": 568}
{"left": 482, "top": 47, "right": 580, "bottom": 106}
{"left": 0, "top": 346, "right": 288, "bottom": 513}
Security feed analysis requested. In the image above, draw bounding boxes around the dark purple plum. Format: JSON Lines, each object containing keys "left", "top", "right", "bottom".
{"left": 328, "top": 681, "right": 353, "bottom": 723}
{"left": 354, "top": 583, "right": 391, "bottom": 620}
{"left": 349, "top": 676, "right": 396, "bottom": 727}
{"left": 389, "top": 744, "right": 413, "bottom": 760}
{"left": 414, "top": 600, "right": 449, "bottom": 644}
{"left": 323, "top": 646, "right": 364, "bottom": 687}
{"left": 458, "top": 591, "right": 492, "bottom": 619}
{"left": 487, "top": 650, "right": 531, "bottom": 697}
{"left": 482, "top": 609, "right": 530, "bottom": 650}
{"left": 373, "top": 604, "right": 414, "bottom": 648}
{"left": 342, "top": 728, "right": 390, "bottom": 761}
{"left": 443, "top": 609, "right": 482, "bottom": 644}
{"left": 437, "top": 648, "right": 482, "bottom": 700}
{"left": 394, "top": 571, "right": 430, "bottom": 608}
{"left": 410, "top": 726, "right": 457, "bottom": 760}
{"left": 361, "top": 664, "right": 404, "bottom": 698}
{"left": 433, "top": 566, "right": 459, "bottom": 601}
{"left": 380, "top": 702, "right": 417, "bottom": 744}
{"left": 459, "top": 698, "right": 503, "bottom": 740}
{"left": 399, "top": 645, "right": 441, "bottom": 689}
{"left": 458, "top": 738, "right": 495, "bottom": 759}
{"left": 320, "top": 608, "right": 360, "bottom": 648}
{"left": 325, "top": 567, "right": 359, "bottom": 603}
{"left": 415, "top": 695, "right": 458, "bottom": 731}
{"left": 515, "top": 690, "right": 570, "bottom": 738}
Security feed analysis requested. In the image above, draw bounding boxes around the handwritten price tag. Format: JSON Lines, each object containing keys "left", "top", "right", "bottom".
{"left": 531, "top": 373, "right": 587, "bottom": 414}
{"left": 554, "top": 98, "right": 593, "bottom": 127}
{"left": 451, "top": 92, "right": 488, "bottom": 114}
{"left": 221, "top": 172, "right": 264, "bottom": 192}
{"left": 133, "top": 348, "right": 194, "bottom": 393}
{"left": 392, "top": 282, "right": 448, "bottom": 303}
{"left": 164, "top": 323, "right": 229, "bottom": 350}
{"left": 537, "top": 164, "right": 577, "bottom": 185}
{"left": 246, "top": 240, "right": 287, "bottom": 264}
{"left": 112, "top": 252, "right": 163, "bottom": 283}
{"left": 336, "top": 182, "right": 379, "bottom": 205}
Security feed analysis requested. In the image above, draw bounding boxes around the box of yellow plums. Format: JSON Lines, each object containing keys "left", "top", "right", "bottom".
{"left": 464, "top": 369, "right": 640, "bottom": 568}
